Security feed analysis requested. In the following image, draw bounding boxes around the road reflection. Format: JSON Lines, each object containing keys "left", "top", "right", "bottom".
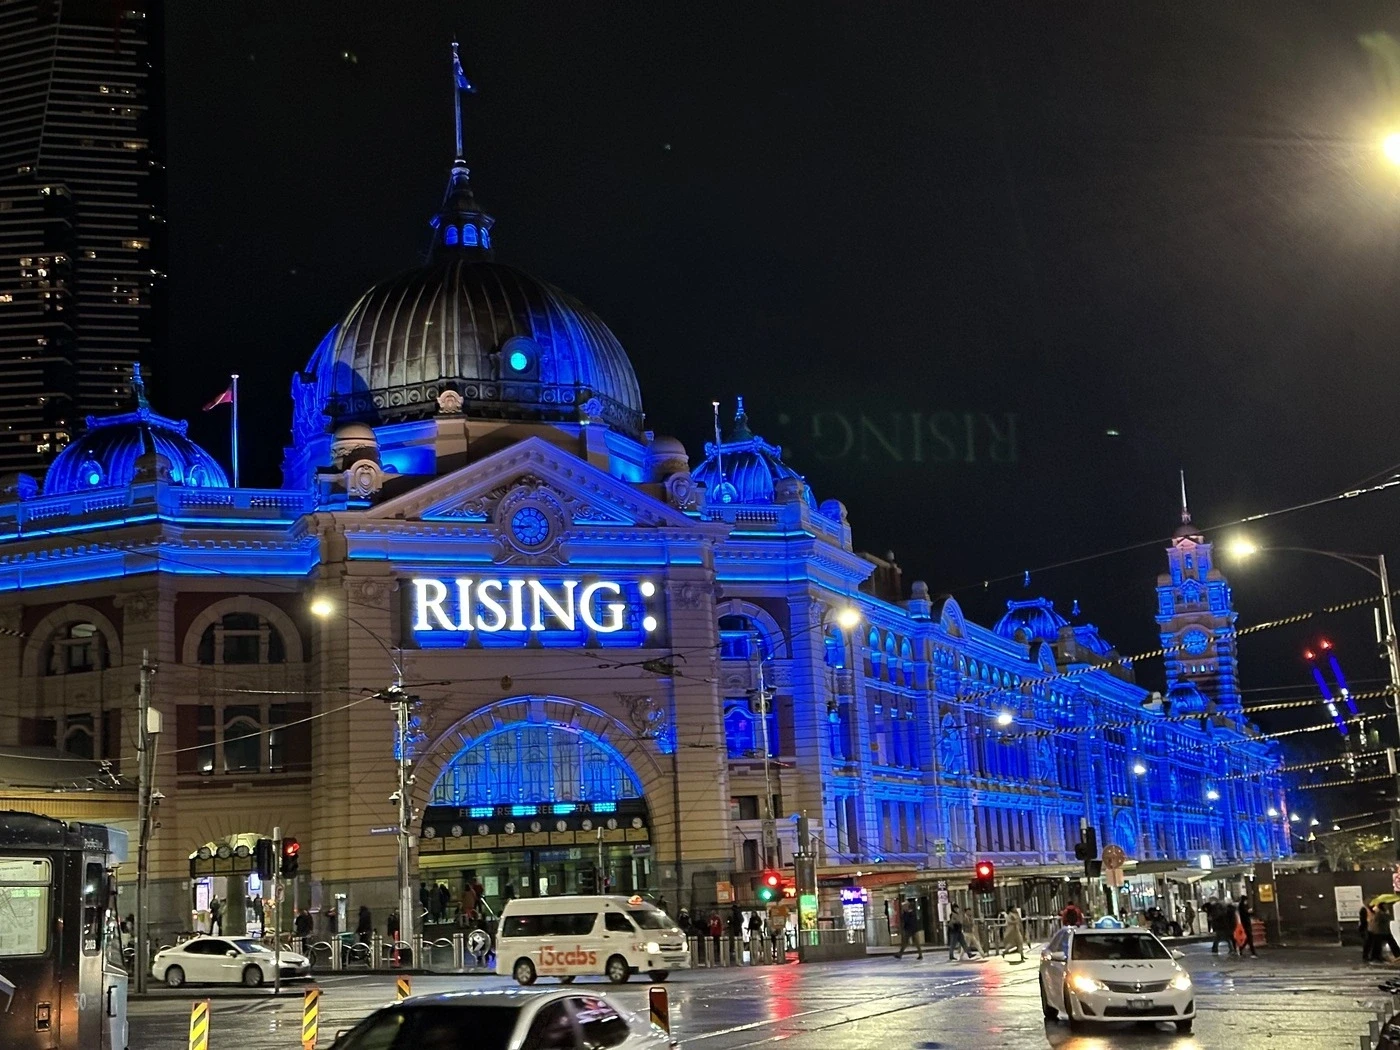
{"left": 1041, "top": 1020, "right": 1201, "bottom": 1050}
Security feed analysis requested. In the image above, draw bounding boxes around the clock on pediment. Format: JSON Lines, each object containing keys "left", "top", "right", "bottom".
{"left": 1180, "top": 627, "right": 1211, "bottom": 655}
{"left": 493, "top": 477, "right": 568, "bottom": 563}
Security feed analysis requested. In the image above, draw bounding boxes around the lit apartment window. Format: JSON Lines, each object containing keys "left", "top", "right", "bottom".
{"left": 122, "top": 239, "right": 149, "bottom": 249}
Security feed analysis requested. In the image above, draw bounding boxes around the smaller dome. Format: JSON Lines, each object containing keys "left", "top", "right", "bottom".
{"left": 692, "top": 398, "right": 816, "bottom": 508}
{"left": 993, "top": 597, "right": 1069, "bottom": 646}
{"left": 1165, "top": 681, "right": 1210, "bottom": 714}
{"left": 44, "top": 366, "right": 229, "bottom": 496}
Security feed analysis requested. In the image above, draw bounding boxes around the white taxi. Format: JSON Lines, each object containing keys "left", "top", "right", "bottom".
{"left": 1039, "top": 924, "right": 1195, "bottom": 1034}
{"left": 153, "top": 935, "right": 312, "bottom": 988}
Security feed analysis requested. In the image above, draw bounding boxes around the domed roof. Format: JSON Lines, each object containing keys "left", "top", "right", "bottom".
{"left": 298, "top": 162, "right": 644, "bottom": 440}
{"left": 1165, "top": 680, "right": 1211, "bottom": 714}
{"left": 45, "top": 367, "right": 229, "bottom": 496}
{"left": 692, "top": 399, "right": 817, "bottom": 508}
{"left": 993, "top": 597, "right": 1069, "bottom": 646}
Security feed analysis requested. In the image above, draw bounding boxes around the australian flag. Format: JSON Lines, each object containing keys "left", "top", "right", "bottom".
{"left": 452, "top": 44, "right": 475, "bottom": 93}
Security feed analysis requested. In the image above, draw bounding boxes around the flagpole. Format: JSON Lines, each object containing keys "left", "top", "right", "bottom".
{"left": 452, "top": 41, "right": 463, "bottom": 158}
{"left": 230, "top": 374, "right": 240, "bottom": 488}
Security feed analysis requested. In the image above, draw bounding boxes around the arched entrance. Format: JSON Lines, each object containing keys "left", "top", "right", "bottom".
{"left": 415, "top": 699, "right": 656, "bottom": 921}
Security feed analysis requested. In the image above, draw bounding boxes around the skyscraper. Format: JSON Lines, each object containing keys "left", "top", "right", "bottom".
{"left": 0, "top": 0, "right": 165, "bottom": 477}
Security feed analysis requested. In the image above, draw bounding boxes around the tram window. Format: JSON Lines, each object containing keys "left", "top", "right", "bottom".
{"left": 0, "top": 856, "right": 51, "bottom": 956}
{"left": 82, "top": 862, "right": 104, "bottom": 955}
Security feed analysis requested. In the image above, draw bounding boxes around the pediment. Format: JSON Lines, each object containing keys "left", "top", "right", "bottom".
{"left": 364, "top": 437, "right": 700, "bottom": 531}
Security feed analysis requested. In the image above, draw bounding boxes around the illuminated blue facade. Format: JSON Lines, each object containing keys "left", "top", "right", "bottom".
{"left": 0, "top": 67, "right": 1287, "bottom": 932}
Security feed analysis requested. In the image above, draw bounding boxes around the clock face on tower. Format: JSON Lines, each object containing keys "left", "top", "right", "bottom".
{"left": 1181, "top": 628, "right": 1211, "bottom": 655}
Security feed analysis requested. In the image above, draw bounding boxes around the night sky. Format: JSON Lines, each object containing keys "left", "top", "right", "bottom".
{"left": 158, "top": 4, "right": 1400, "bottom": 818}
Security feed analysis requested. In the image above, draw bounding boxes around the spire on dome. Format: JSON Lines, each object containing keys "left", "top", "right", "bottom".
{"left": 1179, "top": 469, "right": 1191, "bottom": 525}
{"left": 1172, "top": 470, "right": 1205, "bottom": 541}
{"left": 130, "top": 362, "right": 150, "bottom": 411}
{"left": 430, "top": 40, "right": 494, "bottom": 260}
{"left": 728, "top": 396, "right": 753, "bottom": 441}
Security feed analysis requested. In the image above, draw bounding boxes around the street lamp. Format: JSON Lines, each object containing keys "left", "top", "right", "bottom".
{"left": 1206, "top": 789, "right": 1220, "bottom": 801}
{"left": 1228, "top": 538, "right": 1400, "bottom": 846}
{"left": 1267, "top": 807, "right": 1279, "bottom": 817}
{"left": 1132, "top": 761, "right": 1147, "bottom": 776}
{"left": 996, "top": 710, "right": 1014, "bottom": 727}
{"left": 1310, "top": 817, "right": 1320, "bottom": 827}
{"left": 1289, "top": 812, "right": 1300, "bottom": 823}
{"left": 1384, "top": 131, "right": 1400, "bottom": 165}
{"left": 310, "top": 596, "right": 415, "bottom": 963}
{"left": 836, "top": 606, "right": 861, "bottom": 630}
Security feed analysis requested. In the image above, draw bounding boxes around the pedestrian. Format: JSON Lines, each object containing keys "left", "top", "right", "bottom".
{"left": 209, "top": 897, "right": 223, "bottom": 935}
{"left": 1001, "top": 904, "right": 1027, "bottom": 963}
{"left": 1060, "top": 899, "right": 1083, "bottom": 927}
{"left": 655, "top": 894, "right": 669, "bottom": 916}
{"left": 1367, "top": 904, "right": 1388, "bottom": 962}
{"left": 1211, "top": 900, "right": 1238, "bottom": 956}
{"left": 728, "top": 902, "right": 743, "bottom": 954}
{"left": 387, "top": 911, "right": 400, "bottom": 943}
{"left": 1381, "top": 903, "right": 1400, "bottom": 960}
{"left": 356, "top": 905, "right": 373, "bottom": 945}
{"left": 1184, "top": 901, "right": 1196, "bottom": 935}
{"left": 769, "top": 912, "right": 785, "bottom": 961}
{"left": 708, "top": 912, "right": 723, "bottom": 958}
{"left": 251, "top": 895, "right": 264, "bottom": 934}
{"left": 1362, "top": 905, "right": 1375, "bottom": 961}
{"left": 437, "top": 883, "right": 452, "bottom": 923}
{"left": 946, "top": 903, "right": 971, "bottom": 960}
{"left": 677, "top": 909, "right": 692, "bottom": 936}
{"left": 294, "top": 907, "right": 313, "bottom": 953}
{"left": 1236, "top": 896, "right": 1257, "bottom": 958}
{"left": 895, "top": 898, "right": 923, "bottom": 959}
{"left": 420, "top": 881, "right": 431, "bottom": 920}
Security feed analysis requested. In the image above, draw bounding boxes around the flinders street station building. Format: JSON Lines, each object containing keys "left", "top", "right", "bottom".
{"left": 0, "top": 114, "right": 1287, "bottom": 940}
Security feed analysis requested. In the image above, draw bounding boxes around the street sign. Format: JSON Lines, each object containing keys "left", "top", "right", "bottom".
{"left": 716, "top": 880, "right": 734, "bottom": 904}
{"left": 761, "top": 818, "right": 777, "bottom": 859}
{"left": 368, "top": 826, "right": 397, "bottom": 836}
{"left": 1257, "top": 883, "right": 1275, "bottom": 903}
{"left": 1106, "top": 867, "right": 1125, "bottom": 888}
{"left": 932, "top": 839, "right": 948, "bottom": 857}
{"left": 1102, "top": 845, "right": 1126, "bottom": 870}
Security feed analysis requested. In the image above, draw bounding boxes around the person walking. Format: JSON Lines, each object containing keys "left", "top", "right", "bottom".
{"left": 419, "top": 881, "right": 432, "bottom": 921}
{"left": 1211, "top": 900, "right": 1238, "bottom": 956}
{"left": 708, "top": 913, "right": 723, "bottom": 960}
{"left": 1367, "top": 904, "right": 1388, "bottom": 962}
{"left": 1060, "top": 899, "right": 1084, "bottom": 927}
{"left": 356, "top": 905, "right": 373, "bottom": 945}
{"left": 1001, "top": 904, "right": 1028, "bottom": 963}
{"left": 895, "top": 899, "right": 923, "bottom": 959}
{"left": 209, "top": 897, "right": 223, "bottom": 935}
{"left": 947, "top": 903, "right": 971, "bottom": 960}
{"left": 294, "top": 907, "right": 313, "bottom": 954}
{"left": 728, "top": 903, "right": 743, "bottom": 957}
{"left": 1236, "top": 896, "right": 1257, "bottom": 958}
{"left": 1362, "top": 905, "right": 1375, "bottom": 962}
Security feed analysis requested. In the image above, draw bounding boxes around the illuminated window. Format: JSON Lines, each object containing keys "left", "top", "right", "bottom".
{"left": 444, "top": 225, "right": 459, "bottom": 246}
{"left": 429, "top": 722, "right": 643, "bottom": 805}
{"left": 481, "top": 227, "right": 491, "bottom": 249}
{"left": 461, "top": 224, "right": 478, "bottom": 246}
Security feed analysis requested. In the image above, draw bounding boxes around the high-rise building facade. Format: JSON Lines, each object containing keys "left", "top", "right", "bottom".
{"left": 0, "top": 0, "right": 165, "bottom": 476}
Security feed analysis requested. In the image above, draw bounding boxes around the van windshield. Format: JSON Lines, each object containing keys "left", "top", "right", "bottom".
{"left": 630, "top": 907, "right": 677, "bottom": 931}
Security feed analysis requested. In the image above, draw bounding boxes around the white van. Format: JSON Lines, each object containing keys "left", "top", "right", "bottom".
{"left": 495, "top": 894, "right": 690, "bottom": 985}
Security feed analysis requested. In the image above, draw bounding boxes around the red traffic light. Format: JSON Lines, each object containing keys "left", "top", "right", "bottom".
{"left": 975, "top": 861, "right": 993, "bottom": 879}
{"left": 282, "top": 839, "right": 300, "bottom": 858}
{"left": 1320, "top": 639, "right": 1333, "bottom": 650}
{"left": 763, "top": 870, "right": 780, "bottom": 887}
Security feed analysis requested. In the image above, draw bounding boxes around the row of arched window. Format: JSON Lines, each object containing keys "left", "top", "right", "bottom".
{"left": 443, "top": 223, "right": 491, "bottom": 249}
{"left": 41, "top": 606, "right": 293, "bottom": 675}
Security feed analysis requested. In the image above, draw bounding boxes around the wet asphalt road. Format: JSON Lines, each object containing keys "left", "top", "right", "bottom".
{"left": 127, "top": 944, "right": 1390, "bottom": 1049}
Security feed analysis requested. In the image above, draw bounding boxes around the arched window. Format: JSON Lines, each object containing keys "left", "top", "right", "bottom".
{"left": 461, "top": 224, "right": 479, "bottom": 246}
{"left": 430, "top": 722, "right": 643, "bottom": 806}
{"left": 222, "top": 706, "right": 261, "bottom": 773}
{"left": 444, "top": 225, "right": 459, "bottom": 246}
{"left": 46, "top": 622, "right": 107, "bottom": 675}
{"left": 824, "top": 626, "right": 846, "bottom": 669}
{"left": 481, "top": 227, "right": 491, "bottom": 249}
{"left": 718, "top": 614, "right": 771, "bottom": 661}
{"left": 63, "top": 714, "right": 94, "bottom": 758}
{"left": 884, "top": 635, "right": 898, "bottom": 683}
{"left": 198, "top": 612, "right": 286, "bottom": 665}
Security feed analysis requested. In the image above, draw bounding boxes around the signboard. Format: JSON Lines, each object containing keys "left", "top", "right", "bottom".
{"left": 1257, "top": 884, "right": 1275, "bottom": 903}
{"left": 368, "top": 826, "right": 397, "bottom": 836}
{"left": 761, "top": 818, "right": 777, "bottom": 857}
{"left": 1335, "top": 885, "right": 1365, "bottom": 925}
{"left": 1102, "top": 845, "right": 1126, "bottom": 870}
{"left": 936, "top": 885, "right": 950, "bottom": 923}
{"left": 410, "top": 576, "right": 659, "bottom": 638}
{"left": 1106, "top": 867, "right": 1125, "bottom": 888}
{"left": 799, "top": 893, "right": 818, "bottom": 931}
{"left": 716, "top": 881, "right": 734, "bottom": 904}
{"left": 932, "top": 839, "right": 947, "bottom": 857}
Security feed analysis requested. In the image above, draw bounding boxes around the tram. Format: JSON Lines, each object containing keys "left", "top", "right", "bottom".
{"left": 0, "top": 811, "right": 128, "bottom": 1050}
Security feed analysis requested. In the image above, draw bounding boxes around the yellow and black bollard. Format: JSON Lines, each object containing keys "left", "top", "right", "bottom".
{"left": 395, "top": 975, "right": 412, "bottom": 1002}
{"left": 302, "top": 986, "right": 321, "bottom": 1050}
{"left": 648, "top": 985, "right": 672, "bottom": 1044}
{"left": 188, "top": 999, "right": 210, "bottom": 1050}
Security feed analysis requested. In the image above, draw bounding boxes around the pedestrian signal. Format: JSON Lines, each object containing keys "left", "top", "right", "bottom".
{"left": 254, "top": 837, "right": 274, "bottom": 880}
{"left": 280, "top": 837, "right": 300, "bottom": 878}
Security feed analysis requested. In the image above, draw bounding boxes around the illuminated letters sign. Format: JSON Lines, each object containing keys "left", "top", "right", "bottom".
{"left": 410, "top": 577, "right": 658, "bottom": 636}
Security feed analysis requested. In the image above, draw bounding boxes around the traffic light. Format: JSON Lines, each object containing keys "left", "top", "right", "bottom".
{"left": 253, "top": 837, "right": 274, "bottom": 880}
{"left": 1073, "top": 825, "right": 1098, "bottom": 863}
{"left": 971, "top": 860, "right": 995, "bottom": 894}
{"left": 280, "top": 837, "right": 300, "bottom": 879}
{"left": 757, "top": 869, "right": 781, "bottom": 903}
{"left": 578, "top": 866, "right": 598, "bottom": 894}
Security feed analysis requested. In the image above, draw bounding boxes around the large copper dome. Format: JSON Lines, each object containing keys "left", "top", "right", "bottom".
{"left": 301, "top": 160, "right": 644, "bottom": 439}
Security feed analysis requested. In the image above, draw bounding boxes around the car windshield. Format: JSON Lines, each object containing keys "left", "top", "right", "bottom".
{"left": 335, "top": 1005, "right": 520, "bottom": 1050}
{"left": 630, "top": 906, "right": 678, "bottom": 931}
{"left": 1073, "top": 933, "right": 1170, "bottom": 961}
{"left": 232, "top": 939, "right": 269, "bottom": 954}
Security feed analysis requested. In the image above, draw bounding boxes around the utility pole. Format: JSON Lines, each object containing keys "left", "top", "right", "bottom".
{"left": 386, "top": 688, "right": 417, "bottom": 965}
{"left": 272, "top": 825, "right": 282, "bottom": 996}
{"left": 1377, "top": 555, "right": 1400, "bottom": 855}
{"left": 755, "top": 647, "right": 777, "bottom": 868}
{"left": 134, "top": 648, "right": 156, "bottom": 994}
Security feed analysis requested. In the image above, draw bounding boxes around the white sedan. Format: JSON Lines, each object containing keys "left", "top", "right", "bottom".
{"left": 1039, "top": 925, "right": 1195, "bottom": 1034}
{"left": 153, "top": 935, "right": 311, "bottom": 988}
{"left": 328, "top": 988, "right": 675, "bottom": 1050}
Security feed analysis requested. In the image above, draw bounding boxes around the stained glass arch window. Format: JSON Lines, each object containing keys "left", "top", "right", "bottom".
{"left": 429, "top": 722, "right": 643, "bottom": 806}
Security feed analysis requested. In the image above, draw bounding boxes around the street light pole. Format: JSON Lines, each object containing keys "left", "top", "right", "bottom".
{"left": 754, "top": 641, "right": 777, "bottom": 869}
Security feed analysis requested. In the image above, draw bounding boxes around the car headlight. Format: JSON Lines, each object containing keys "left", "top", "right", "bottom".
{"left": 646, "top": 941, "right": 660, "bottom": 954}
{"left": 1169, "top": 972, "right": 1193, "bottom": 991}
{"left": 1069, "top": 973, "right": 1107, "bottom": 995}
